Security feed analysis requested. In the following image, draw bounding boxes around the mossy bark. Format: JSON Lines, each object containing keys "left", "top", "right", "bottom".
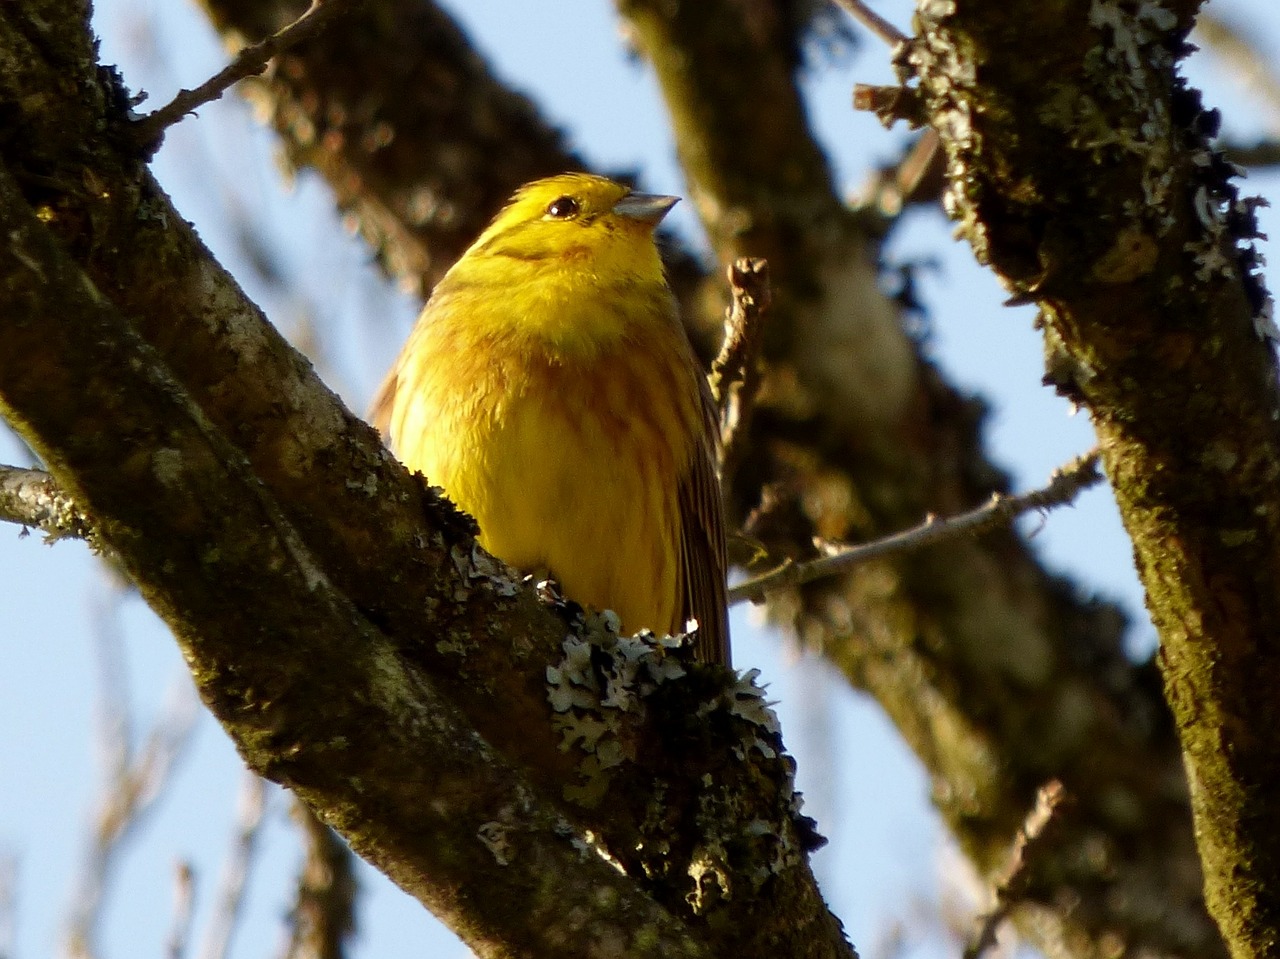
{"left": 910, "top": 0, "right": 1279, "bottom": 955}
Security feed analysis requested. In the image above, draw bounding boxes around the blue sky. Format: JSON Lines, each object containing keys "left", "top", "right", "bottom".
{"left": 2, "top": 1, "right": 1278, "bottom": 957}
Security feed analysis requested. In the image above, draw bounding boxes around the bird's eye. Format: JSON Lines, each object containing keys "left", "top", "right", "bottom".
{"left": 545, "top": 196, "right": 579, "bottom": 219}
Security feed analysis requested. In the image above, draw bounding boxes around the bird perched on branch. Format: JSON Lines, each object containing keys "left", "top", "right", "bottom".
{"left": 371, "top": 173, "right": 730, "bottom": 666}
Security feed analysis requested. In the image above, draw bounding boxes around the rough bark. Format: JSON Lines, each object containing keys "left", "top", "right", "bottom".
{"left": 907, "top": 0, "right": 1278, "bottom": 956}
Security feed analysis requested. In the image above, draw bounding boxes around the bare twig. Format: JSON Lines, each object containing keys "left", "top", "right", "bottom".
{"left": 829, "top": 0, "right": 909, "bottom": 47}
{"left": 166, "top": 862, "right": 196, "bottom": 959}
{"left": 855, "top": 130, "right": 945, "bottom": 217}
{"left": 63, "top": 584, "right": 201, "bottom": 959}
{"left": 0, "top": 464, "right": 94, "bottom": 543}
{"left": 963, "top": 781, "right": 1068, "bottom": 959}
{"left": 730, "top": 450, "right": 1102, "bottom": 605}
{"left": 131, "top": 0, "right": 363, "bottom": 152}
{"left": 710, "top": 258, "right": 771, "bottom": 486}
{"left": 281, "top": 800, "right": 357, "bottom": 959}
{"left": 197, "top": 775, "right": 269, "bottom": 959}
{"left": 1220, "top": 139, "right": 1280, "bottom": 169}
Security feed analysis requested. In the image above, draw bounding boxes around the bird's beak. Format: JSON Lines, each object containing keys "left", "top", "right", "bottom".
{"left": 613, "top": 192, "right": 679, "bottom": 226}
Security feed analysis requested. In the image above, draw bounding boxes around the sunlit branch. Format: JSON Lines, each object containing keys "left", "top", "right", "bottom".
{"left": 710, "top": 258, "right": 771, "bottom": 487}
{"left": 730, "top": 450, "right": 1102, "bottom": 606}
{"left": 0, "top": 464, "right": 94, "bottom": 543}
{"left": 854, "top": 130, "right": 944, "bottom": 217}
{"left": 131, "top": 0, "right": 362, "bottom": 153}
{"left": 963, "top": 781, "right": 1068, "bottom": 959}
{"left": 1194, "top": 13, "right": 1280, "bottom": 137}
{"left": 280, "top": 801, "right": 358, "bottom": 959}
{"left": 828, "top": 0, "right": 909, "bottom": 47}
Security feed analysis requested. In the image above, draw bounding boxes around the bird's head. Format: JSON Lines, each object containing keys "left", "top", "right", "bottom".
{"left": 465, "top": 173, "right": 678, "bottom": 284}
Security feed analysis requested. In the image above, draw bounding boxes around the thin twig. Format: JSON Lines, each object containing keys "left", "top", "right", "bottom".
{"left": 856, "top": 130, "right": 944, "bottom": 217}
{"left": 197, "top": 775, "right": 269, "bottom": 959}
{"left": 1220, "top": 139, "right": 1280, "bottom": 169}
{"left": 710, "top": 258, "right": 771, "bottom": 487}
{"left": 963, "top": 780, "right": 1068, "bottom": 959}
{"left": 829, "top": 0, "right": 909, "bottom": 47}
{"left": 730, "top": 450, "right": 1102, "bottom": 605}
{"left": 166, "top": 862, "right": 196, "bottom": 959}
{"left": 281, "top": 800, "right": 357, "bottom": 959}
{"left": 131, "top": 0, "right": 362, "bottom": 152}
{"left": 0, "top": 464, "right": 94, "bottom": 543}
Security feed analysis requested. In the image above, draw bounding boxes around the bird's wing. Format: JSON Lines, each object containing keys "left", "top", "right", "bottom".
{"left": 676, "top": 376, "right": 731, "bottom": 667}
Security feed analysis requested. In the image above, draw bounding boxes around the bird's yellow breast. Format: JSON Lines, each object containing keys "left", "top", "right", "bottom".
{"left": 388, "top": 290, "right": 702, "bottom": 638}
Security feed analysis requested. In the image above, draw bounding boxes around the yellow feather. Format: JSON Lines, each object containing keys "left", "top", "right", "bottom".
{"left": 373, "top": 173, "right": 730, "bottom": 665}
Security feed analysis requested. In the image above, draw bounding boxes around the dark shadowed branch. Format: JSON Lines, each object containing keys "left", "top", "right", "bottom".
{"left": 281, "top": 802, "right": 357, "bottom": 959}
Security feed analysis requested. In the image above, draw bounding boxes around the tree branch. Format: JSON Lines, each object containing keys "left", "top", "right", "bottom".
{"left": 281, "top": 801, "right": 357, "bottom": 959}
{"left": 908, "top": 0, "right": 1278, "bottom": 954}
{"left": 731, "top": 450, "right": 1102, "bottom": 605}
{"left": 131, "top": 0, "right": 363, "bottom": 153}
{"left": 197, "top": 774, "right": 268, "bottom": 959}
{"left": 1220, "top": 139, "right": 1280, "bottom": 168}
{"left": 829, "top": 0, "right": 909, "bottom": 47}
{"left": 193, "top": 0, "right": 581, "bottom": 294}
{"left": 964, "top": 781, "right": 1067, "bottom": 959}
{"left": 0, "top": 464, "right": 95, "bottom": 543}
{"left": 1194, "top": 12, "right": 1280, "bottom": 136}
{"left": 711, "top": 257, "right": 771, "bottom": 487}
{"left": 166, "top": 862, "right": 196, "bottom": 959}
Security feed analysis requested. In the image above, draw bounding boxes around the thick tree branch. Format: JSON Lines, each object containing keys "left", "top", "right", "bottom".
{"left": 908, "top": 0, "right": 1278, "bottom": 955}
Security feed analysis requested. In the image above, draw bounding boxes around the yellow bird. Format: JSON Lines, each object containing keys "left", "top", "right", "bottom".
{"left": 371, "top": 173, "right": 730, "bottom": 665}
